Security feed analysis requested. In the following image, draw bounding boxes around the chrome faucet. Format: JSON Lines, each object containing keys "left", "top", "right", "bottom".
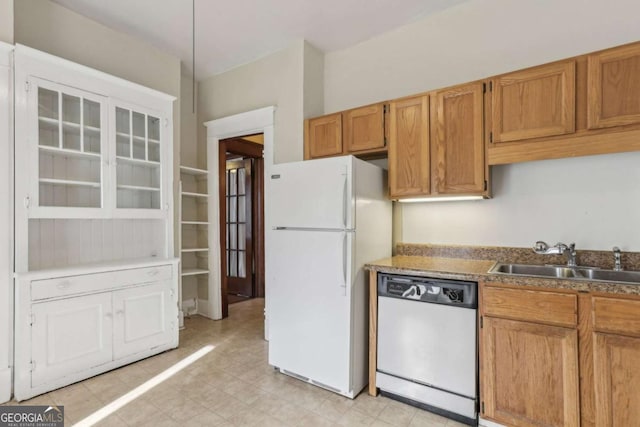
{"left": 533, "top": 241, "right": 577, "bottom": 267}
{"left": 613, "top": 247, "right": 623, "bottom": 271}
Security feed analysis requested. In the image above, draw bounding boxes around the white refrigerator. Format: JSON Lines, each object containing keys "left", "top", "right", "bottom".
{"left": 266, "top": 155, "right": 391, "bottom": 398}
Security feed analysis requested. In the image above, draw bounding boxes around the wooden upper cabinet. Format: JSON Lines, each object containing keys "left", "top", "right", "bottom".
{"left": 343, "top": 103, "right": 386, "bottom": 153}
{"left": 306, "top": 113, "right": 343, "bottom": 159}
{"left": 482, "top": 316, "right": 580, "bottom": 427}
{"left": 492, "top": 60, "right": 576, "bottom": 143}
{"left": 431, "top": 82, "right": 485, "bottom": 195}
{"left": 588, "top": 43, "right": 640, "bottom": 129}
{"left": 388, "top": 95, "right": 430, "bottom": 198}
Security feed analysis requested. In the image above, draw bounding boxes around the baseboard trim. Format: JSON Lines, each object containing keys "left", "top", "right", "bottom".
{"left": 0, "top": 367, "right": 12, "bottom": 403}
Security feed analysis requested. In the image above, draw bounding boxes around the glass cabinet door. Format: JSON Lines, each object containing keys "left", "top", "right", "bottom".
{"left": 35, "top": 80, "right": 107, "bottom": 210}
{"left": 114, "top": 105, "right": 162, "bottom": 210}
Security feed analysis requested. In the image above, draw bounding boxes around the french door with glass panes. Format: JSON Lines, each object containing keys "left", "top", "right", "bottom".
{"left": 29, "top": 78, "right": 109, "bottom": 217}
{"left": 226, "top": 159, "right": 253, "bottom": 297}
{"left": 111, "top": 100, "right": 165, "bottom": 217}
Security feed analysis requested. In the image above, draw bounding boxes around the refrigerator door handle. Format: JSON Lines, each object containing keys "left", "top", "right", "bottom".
{"left": 342, "top": 174, "right": 348, "bottom": 229}
{"left": 341, "top": 232, "right": 347, "bottom": 296}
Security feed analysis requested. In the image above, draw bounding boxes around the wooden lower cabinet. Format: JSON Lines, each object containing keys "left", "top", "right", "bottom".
{"left": 481, "top": 316, "right": 580, "bottom": 426}
{"left": 593, "top": 333, "right": 640, "bottom": 426}
{"left": 481, "top": 283, "right": 640, "bottom": 427}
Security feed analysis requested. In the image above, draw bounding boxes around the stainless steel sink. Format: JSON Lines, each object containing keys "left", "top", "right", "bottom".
{"left": 489, "top": 263, "right": 640, "bottom": 284}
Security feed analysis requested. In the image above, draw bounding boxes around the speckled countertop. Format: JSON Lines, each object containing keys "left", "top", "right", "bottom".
{"left": 365, "top": 244, "right": 640, "bottom": 296}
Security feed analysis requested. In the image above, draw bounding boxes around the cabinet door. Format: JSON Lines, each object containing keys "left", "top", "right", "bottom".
{"left": 482, "top": 317, "right": 579, "bottom": 427}
{"left": 112, "top": 101, "right": 166, "bottom": 215}
{"left": 343, "top": 103, "right": 386, "bottom": 153}
{"left": 593, "top": 333, "right": 640, "bottom": 426}
{"left": 588, "top": 43, "right": 640, "bottom": 129}
{"left": 492, "top": 60, "right": 575, "bottom": 142}
{"left": 431, "top": 83, "right": 485, "bottom": 194}
{"left": 28, "top": 78, "right": 109, "bottom": 217}
{"left": 31, "top": 293, "right": 113, "bottom": 387}
{"left": 113, "top": 281, "right": 175, "bottom": 359}
{"left": 388, "top": 95, "right": 430, "bottom": 198}
{"left": 307, "top": 113, "right": 343, "bottom": 158}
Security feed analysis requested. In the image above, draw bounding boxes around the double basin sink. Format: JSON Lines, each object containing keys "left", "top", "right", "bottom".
{"left": 490, "top": 263, "right": 640, "bottom": 285}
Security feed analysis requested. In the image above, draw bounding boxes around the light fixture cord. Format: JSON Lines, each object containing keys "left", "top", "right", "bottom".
{"left": 192, "top": 0, "right": 196, "bottom": 113}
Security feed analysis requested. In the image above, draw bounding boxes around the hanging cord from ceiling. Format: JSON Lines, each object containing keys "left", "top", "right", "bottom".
{"left": 192, "top": 0, "right": 196, "bottom": 113}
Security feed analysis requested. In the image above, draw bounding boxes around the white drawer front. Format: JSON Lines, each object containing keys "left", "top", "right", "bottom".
{"left": 31, "top": 265, "right": 173, "bottom": 301}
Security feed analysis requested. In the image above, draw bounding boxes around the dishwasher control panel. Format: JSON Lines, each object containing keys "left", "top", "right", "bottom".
{"left": 378, "top": 274, "right": 477, "bottom": 309}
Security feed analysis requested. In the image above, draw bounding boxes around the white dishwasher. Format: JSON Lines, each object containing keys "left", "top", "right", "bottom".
{"left": 376, "top": 273, "right": 478, "bottom": 426}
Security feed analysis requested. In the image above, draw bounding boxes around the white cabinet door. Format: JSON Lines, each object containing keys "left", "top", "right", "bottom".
{"left": 110, "top": 100, "right": 168, "bottom": 218}
{"left": 27, "top": 78, "right": 109, "bottom": 218}
{"left": 31, "top": 293, "right": 113, "bottom": 387}
{"left": 113, "top": 282, "right": 175, "bottom": 359}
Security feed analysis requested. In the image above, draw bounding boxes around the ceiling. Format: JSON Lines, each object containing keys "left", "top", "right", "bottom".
{"left": 51, "top": 0, "right": 469, "bottom": 79}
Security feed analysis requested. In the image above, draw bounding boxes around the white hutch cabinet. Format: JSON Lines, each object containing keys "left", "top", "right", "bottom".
{"left": 12, "top": 45, "right": 179, "bottom": 401}
{"left": 0, "top": 42, "right": 13, "bottom": 404}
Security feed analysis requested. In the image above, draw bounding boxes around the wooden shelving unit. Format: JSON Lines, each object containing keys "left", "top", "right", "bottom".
{"left": 178, "top": 164, "right": 210, "bottom": 328}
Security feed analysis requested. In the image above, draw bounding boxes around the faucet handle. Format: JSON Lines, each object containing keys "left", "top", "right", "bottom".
{"left": 533, "top": 241, "right": 549, "bottom": 253}
{"left": 613, "top": 247, "right": 623, "bottom": 271}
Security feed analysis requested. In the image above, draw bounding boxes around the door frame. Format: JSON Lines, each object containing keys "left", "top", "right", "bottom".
{"left": 204, "top": 107, "right": 274, "bottom": 320}
{"left": 219, "top": 139, "right": 264, "bottom": 311}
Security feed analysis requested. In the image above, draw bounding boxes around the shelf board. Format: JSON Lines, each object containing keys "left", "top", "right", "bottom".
{"left": 39, "top": 116, "right": 100, "bottom": 133}
{"left": 181, "top": 221, "right": 209, "bottom": 225}
{"left": 182, "top": 191, "right": 208, "bottom": 198}
{"left": 117, "top": 184, "right": 161, "bottom": 192}
{"left": 115, "top": 132, "right": 159, "bottom": 144}
{"left": 39, "top": 145, "right": 101, "bottom": 160}
{"left": 39, "top": 178, "right": 101, "bottom": 188}
{"left": 181, "top": 268, "right": 209, "bottom": 277}
{"left": 180, "top": 165, "right": 208, "bottom": 176}
{"left": 181, "top": 248, "right": 209, "bottom": 253}
{"left": 116, "top": 156, "right": 160, "bottom": 167}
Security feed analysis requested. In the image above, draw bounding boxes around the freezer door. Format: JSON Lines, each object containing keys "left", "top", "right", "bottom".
{"left": 268, "top": 229, "right": 353, "bottom": 393}
{"left": 269, "top": 157, "right": 353, "bottom": 230}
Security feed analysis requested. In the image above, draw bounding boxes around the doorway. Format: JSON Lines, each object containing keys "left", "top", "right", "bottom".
{"left": 219, "top": 135, "right": 265, "bottom": 314}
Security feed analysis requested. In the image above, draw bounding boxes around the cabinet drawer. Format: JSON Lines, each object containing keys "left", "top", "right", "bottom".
{"left": 483, "top": 286, "right": 577, "bottom": 327}
{"left": 593, "top": 297, "right": 640, "bottom": 337}
{"left": 31, "top": 265, "right": 173, "bottom": 301}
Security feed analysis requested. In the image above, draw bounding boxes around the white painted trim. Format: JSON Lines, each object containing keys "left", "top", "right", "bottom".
{"left": 205, "top": 107, "right": 275, "bottom": 320}
{"left": 479, "top": 417, "right": 506, "bottom": 427}
{"left": 0, "top": 48, "right": 12, "bottom": 404}
{"left": 0, "top": 368, "right": 10, "bottom": 404}
{"left": 14, "top": 44, "right": 175, "bottom": 102}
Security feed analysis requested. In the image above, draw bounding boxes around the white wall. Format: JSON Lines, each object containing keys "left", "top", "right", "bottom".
{"left": 403, "top": 151, "right": 640, "bottom": 250}
{"left": 0, "top": 0, "right": 13, "bottom": 44}
{"left": 303, "top": 42, "right": 325, "bottom": 120}
{"left": 198, "top": 40, "right": 304, "bottom": 164}
{"left": 181, "top": 72, "right": 200, "bottom": 168}
{"left": 323, "top": 0, "right": 640, "bottom": 251}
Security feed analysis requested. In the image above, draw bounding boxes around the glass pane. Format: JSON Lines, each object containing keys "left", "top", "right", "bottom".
{"left": 226, "top": 224, "right": 230, "bottom": 248}
{"left": 229, "top": 224, "right": 237, "bottom": 250}
{"left": 229, "top": 170, "right": 237, "bottom": 195}
{"left": 226, "top": 250, "right": 230, "bottom": 273}
{"left": 238, "top": 252, "right": 246, "bottom": 278}
{"left": 148, "top": 116, "right": 160, "bottom": 142}
{"left": 62, "top": 94, "right": 81, "bottom": 124}
{"left": 38, "top": 88, "right": 59, "bottom": 120}
{"left": 116, "top": 107, "right": 130, "bottom": 157}
{"left": 229, "top": 251, "right": 237, "bottom": 277}
{"left": 132, "top": 111, "right": 146, "bottom": 139}
{"left": 38, "top": 89, "right": 59, "bottom": 148}
{"left": 238, "top": 168, "right": 246, "bottom": 195}
{"left": 226, "top": 170, "right": 229, "bottom": 194}
{"left": 229, "top": 197, "right": 237, "bottom": 222}
{"left": 238, "top": 225, "right": 245, "bottom": 250}
{"left": 62, "top": 94, "right": 81, "bottom": 151}
{"left": 116, "top": 187, "right": 160, "bottom": 209}
{"left": 238, "top": 196, "right": 246, "bottom": 223}
{"left": 83, "top": 99, "right": 101, "bottom": 154}
{"left": 148, "top": 141, "right": 160, "bottom": 163}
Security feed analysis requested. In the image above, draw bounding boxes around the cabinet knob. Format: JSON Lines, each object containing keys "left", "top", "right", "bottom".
{"left": 57, "top": 281, "right": 71, "bottom": 290}
{"left": 105, "top": 312, "right": 113, "bottom": 319}
{"left": 116, "top": 310, "right": 124, "bottom": 316}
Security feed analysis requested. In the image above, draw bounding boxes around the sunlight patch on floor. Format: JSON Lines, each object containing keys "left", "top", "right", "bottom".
{"left": 73, "top": 345, "right": 215, "bottom": 427}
